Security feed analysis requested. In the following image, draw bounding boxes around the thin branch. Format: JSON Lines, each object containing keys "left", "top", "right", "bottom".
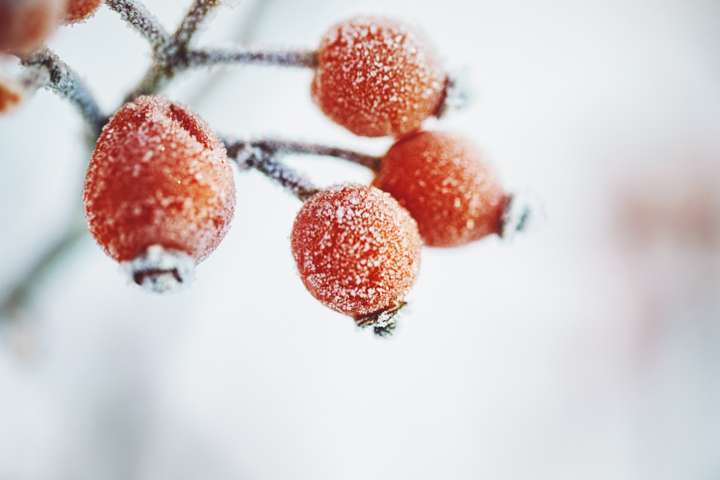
{"left": 172, "top": 0, "right": 222, "bottom": 48}
{"left": 1, "top": 224, "right": 86, "bottom": 321}
{"left": 186, "top": 47, "right": 318, "bottom": 69}
{"left": 224, "top": 139, "right": 319, "bottom": 201}
{"left": 184, "top": 0, "right": 273, "bottom": 107}
{"left": 21, "top": 49, "right": 106, "bottom": 134}
{"left": 225, "top": 138, "right": 381, "bottom": 171}
{"left": 105, "top": 0, "right": 170, "bottom": 52}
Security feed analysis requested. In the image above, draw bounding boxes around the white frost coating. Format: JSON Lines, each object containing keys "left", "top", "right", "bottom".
{"left": 122, "top": 245, "right": 195, "bottom": 294}
{"left": 500, "top": 191, "right": 541, "bottom": 241}
{"left": 436, "top": 69, "right": 472, "bottom": 118}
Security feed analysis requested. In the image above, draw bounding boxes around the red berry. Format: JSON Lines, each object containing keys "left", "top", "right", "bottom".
{"left": 0, "top": 77, "right": 22, "bottom": 114}
{"left": 0, "top": 0, "right": 63, "bottom": 54}
{"left": 84, "top": 96, "right": 236, "bottom": 292}
{"left": 64, "top": 0, "right": 102, "bottom": 24}
{"left": 312, "top": 16, "right": 447, "bottom": 138}
{"left": 291, "top": 185, "right": 421, "bottom": 329}
{"left": 373, "top": 131, "right": 508, "bottom": 247}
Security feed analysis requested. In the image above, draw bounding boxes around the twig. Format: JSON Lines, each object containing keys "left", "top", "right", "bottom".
{"left": 172, "top": 0, "right": 222, "bottom": 48}
{"left": 225, "top": 138, "right": 381, "bottom": 171}
{"left": 186, "top": 47, "right": 318, "bottom": 69}
{"left": 0, "top": 224, "right": 86, "bottom": 321}
{"left": 20, "top": 48, "right": 106, "bottom": 134}
{"left": 105, "top": 0, "right": 169, "bottom": 52}
{"left": 224, "top": 139, "right": 319, "bottom": 201}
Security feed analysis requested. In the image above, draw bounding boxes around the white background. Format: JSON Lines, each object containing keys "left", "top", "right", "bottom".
{"left": 1, "top": 0, "right": 719, "bottom": 479}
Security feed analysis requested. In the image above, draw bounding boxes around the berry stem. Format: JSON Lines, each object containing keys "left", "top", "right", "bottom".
{"left": 225, "top": 140, "right": 319, "bottom": 201}
{"left": 184, "top": 0, "right": 276, "bottom": 107}
{"left": 226, "top": 138, "right": 381, "bottom": 171}
{"left": 172, "top": 0, "right": 222, "bottom": 48}
{"left": 185, "top": 47, "right": 318, "bottom": 69}
{"left": 21, "top": 49, "right": 106, "bottom": 135}
{"left": 105, "top": 0, "right": 170, "bottom": 51}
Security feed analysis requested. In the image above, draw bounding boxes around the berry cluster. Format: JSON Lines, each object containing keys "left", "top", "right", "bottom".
{"left": 1, "top": 2, "right": 532, "bottom": 334}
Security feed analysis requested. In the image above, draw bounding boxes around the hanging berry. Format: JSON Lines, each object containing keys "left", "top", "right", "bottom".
{"left": 374, "top": 131, "right": 509, "bottom": 247}
{"left": 0, "top": 0, "right": 63, "bottom": 54}
{"left": 311, "top": 16, "right": 447, "bottom": 138}
{"left": 291, "top": 185, "right": 422, "bottom": 335}
{"left": 64, "top": 0, "right": 102, "bottom": 24}
{"left": 84, "top": 95, "right": 236, "bottom": 292}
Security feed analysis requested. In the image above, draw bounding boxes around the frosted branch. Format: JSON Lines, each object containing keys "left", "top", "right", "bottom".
{"left": 21, "top": 49, "right": 106, "bottom": 134}
{"left": 172, "top": 0, "right": 222, "bottom": 47}
{"left": 105, "top": 0, "right": 170, "bottom": 52}
{"left": 225, "top": 138, "right": 380, "bottom": 171}
{"left": 224, "top": 140, "right": 319, "bottom": 201}
{"left": 186, "top": 47, "right": 318, "bottom": 69}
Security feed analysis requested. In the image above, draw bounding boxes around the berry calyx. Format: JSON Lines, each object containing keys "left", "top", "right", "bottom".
{"left": 311, "top": 16, "right": 447, "bottom": 138}
{"left": 64, "top": 0, "right": 102, "bottom": 24}
{"left": 0, "top": 0, "right": 63, "bottom": 54}
{"left": 84, "top": 95, "right": 236, "bottom": 292}
{"left": 291, "top": 185, "right": 421, "bottom": 331}
{"left": 373, "top": 131, "right": 508, "bottom": 247}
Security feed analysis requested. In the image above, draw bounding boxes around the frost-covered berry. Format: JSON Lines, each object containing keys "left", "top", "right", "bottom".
{"left": 64, "top": 0, "right": 102, "bottom": 24}
{"left": 0, "top": 0, "right": 63, "bottom": 54}
{"left": 374, "top": 131, "right": 508, "bottom": 247}
{"left": 84, "top": 96, "right": 236, "bottom": 292}
{"left": 311, "top": 16, "right": 447, "bottom": 138}
{"left": 0, "top": 77, "right": 22, "bottom": 114}
{"left": 291, "top": 185, "right": 421, "bottom": 334}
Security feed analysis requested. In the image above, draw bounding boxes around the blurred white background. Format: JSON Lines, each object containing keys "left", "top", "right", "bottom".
{"left": 1, "top": 0, "right": 719, "bottom": 479}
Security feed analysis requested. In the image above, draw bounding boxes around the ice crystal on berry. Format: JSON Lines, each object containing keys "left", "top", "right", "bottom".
{"left": 291, "top": 185, "right": 421, "bottom": 320}
{"left": 312, "top": 16, "right": 447, "bottom": 137}
{"left": 374, "top": 131, "right": 507, "bottom": 247}
{"left": 84, "top": 95, "right": 236, "bottom": 266}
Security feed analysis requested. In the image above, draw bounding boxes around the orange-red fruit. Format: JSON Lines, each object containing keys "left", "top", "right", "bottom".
{"left": 291, "top": 185, "right": 421, "bottom": 320}
{"left": 311, "top": 16, "right": 446, "bottom": 138}
{"left": 0, "top": 0, "right": 63, "bottom": 54}
{"left": 64, "top": 0, "right": 102, "bottom": 23}
{"left": 374, "top": 131, "right": 508, "bottom": 247}
{"left": 84, "top": 95, "right": 235, "bottom": 265}
{"left": 0, "top": 78, "right": 22, "bottom": 113}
